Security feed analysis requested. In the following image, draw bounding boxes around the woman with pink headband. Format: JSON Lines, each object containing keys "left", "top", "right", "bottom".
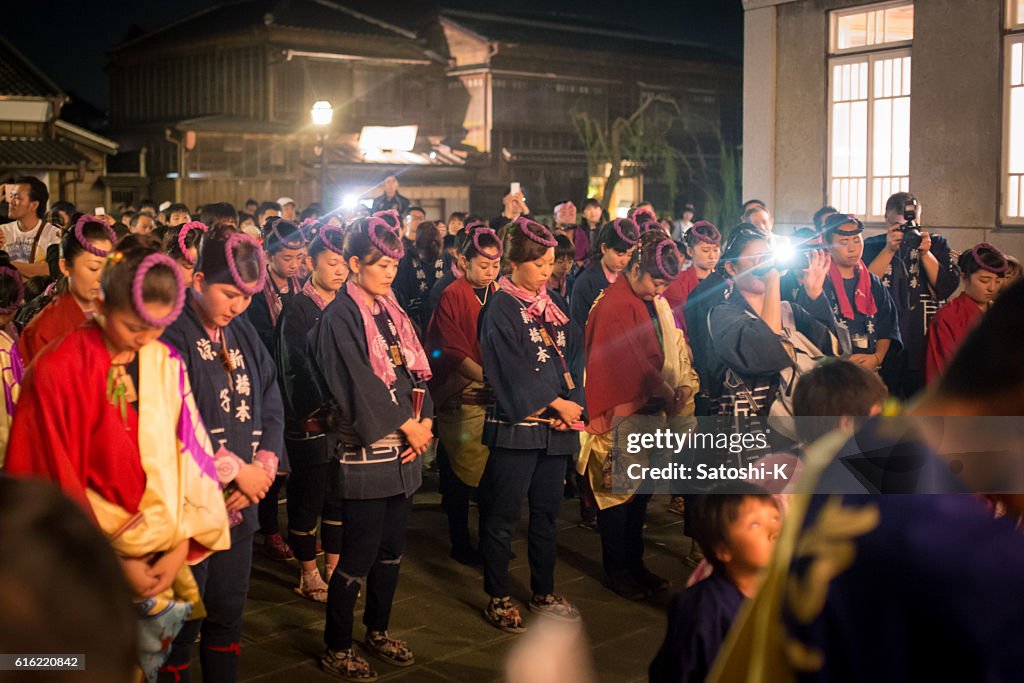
{"left": 275, "top": 226, "right": 349, "bottom": 603}
{"left": 0, "top": 255, "right": 24, "bottom": 463}
{"left": 925, "top": 243, "right": 1009, "bottom": 382}
{"left": 159, "top": 225, "right": 282, "bottom": 683}
{"left": 477, "top": 217, "right": 585, "bottom": 633}
{"left": 6, "top": 234, "right": 230, "bottom": 680}
{"left": 424, "top": 222, "right": 503, "bottom": 566}
{"left": 581, "top": 231, "right": 697, "bottom": 600}
{"left": 163, "top": 220, "right": 207, "bottom": 286}
{"left": 311, "top": 216, "right": 434, "bottom": 680}
{"left": 569, "top": 218, "right": 641, "bottom": 335}
{"left": 20, "top": 215, "right": 117, "bottom": 364}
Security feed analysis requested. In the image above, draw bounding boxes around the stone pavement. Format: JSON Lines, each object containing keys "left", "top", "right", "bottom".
{"left": 234, "top": 473, "right": 696, "bottom": 682}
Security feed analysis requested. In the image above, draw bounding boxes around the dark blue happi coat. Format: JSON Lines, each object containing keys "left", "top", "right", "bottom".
{"left": 162, "top": 292, "right": 285, "bottom": 534}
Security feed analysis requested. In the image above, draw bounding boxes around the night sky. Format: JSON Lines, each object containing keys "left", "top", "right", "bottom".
{"left": 5, "top": 0, "right": 742, "bottom": 113}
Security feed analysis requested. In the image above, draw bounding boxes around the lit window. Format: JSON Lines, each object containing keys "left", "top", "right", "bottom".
{"left": 1005, "top": 36, "right": 1024, "bottom": 220}
{"left": 832, "top": 3, "right": 914, "bottom": 53}
{"left": 828, "top": 3, "right": 912, "bottom": 220}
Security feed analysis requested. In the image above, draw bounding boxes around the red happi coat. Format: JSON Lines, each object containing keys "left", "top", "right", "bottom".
{"left": 585, "top": 277, "right": 666, "bottom": 435}
{"left": 662, "top": 267, "right": 701, "bottom": 336}
{"left": 20, "top": 291, "right": 88, "bottom": 366}
{"left": 425, "top": 277, "right": 493, "bottom": 406}
{"left": 925, "top": 292, "right": 983, "bottom": 384}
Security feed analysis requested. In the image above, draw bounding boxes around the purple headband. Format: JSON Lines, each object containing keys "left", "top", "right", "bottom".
{"left": 514, "top": 217, "right": 557, "bottom": 248}
{"left": 612, "top": 218, "right": 640, "bottom": 246}
{"left": 178, "top": 221, "right": 208, "bottom": 265}
{"left": 688, "top": 221, "right": 721, "bottom": 245}
{"left": 74, "top": 215, "right": 117, "bottom": 257}
{"left": 223, "top": 232, "right": 267, "bottom": 295}
{"left": 471, "top": 227, "right": 503, "bottom": 260}
{"left": 0, "top": 266, "right": 24, "bottom": 315}
{"left": 131, "top": 253, "right": 187, "bottom": 328}
{"left": 655, "top": 239, "right": 681, "bottom": 281}
{"left": 971, "top": 243, "right": 1009, "bottom": 275}
{"left": 318, "top": 225, "right": 346, "bottom": 256}
{"left": 463, "top": 220, "right": 487, "bottom": 233}
{"left": 268, "top": 221, "right": 306, "bottom": 251}
{"left": 372, "top": 209, "right": 403, "bottom": 230}
{"left": 366, "top": 218, "right": 405, "bottom": 260}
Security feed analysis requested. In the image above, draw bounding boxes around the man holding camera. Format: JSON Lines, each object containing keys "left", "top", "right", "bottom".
{"left": 864, "top": 192, "right": 960, "bottom": 399}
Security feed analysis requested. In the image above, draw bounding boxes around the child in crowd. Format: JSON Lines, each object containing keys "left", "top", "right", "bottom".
{"left": 649, "top": 482, "right": 781, "bottom": 683}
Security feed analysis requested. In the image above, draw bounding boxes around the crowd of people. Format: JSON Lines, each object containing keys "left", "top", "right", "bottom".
{"left": 0, "top": 171, "right": 1022, "bottom": 683}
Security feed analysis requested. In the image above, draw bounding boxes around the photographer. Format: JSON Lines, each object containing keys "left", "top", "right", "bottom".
{"left": 864, "top": 192, "right": 959, "bottom": 398}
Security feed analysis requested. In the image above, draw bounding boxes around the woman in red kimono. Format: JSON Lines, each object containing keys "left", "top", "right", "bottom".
{"left": 582, "top": 231, "right": 698, "bottom": 599}
{"left": 425, "top": 223, "right": 503, "bottom": 565}
{"left": 662, "top": 221, "right": 721, "bottom": 334}
{"left": 925, "top": 243, "right": 1008, "bottom": 382}
{"left": 20, "top": 215, "right": 116, "bottom": 364}
{"left": 5, "top": 234, "right": 231, "bottom": 680}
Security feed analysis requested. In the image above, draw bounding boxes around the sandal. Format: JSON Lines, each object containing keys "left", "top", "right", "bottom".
{"left": 483, "top": 596, "right": 527, "bottom": 634}
{"left": 294, "top": 570, "right": 329, "bottom": 603}
{"left": 365, "top": 631, "right": 415, "bottom": 667}
{"left": 321, "top": 648, "right": 377, "bottom": 681}
{"left": 264, "top": 533, "right": 294, "bottom": 561}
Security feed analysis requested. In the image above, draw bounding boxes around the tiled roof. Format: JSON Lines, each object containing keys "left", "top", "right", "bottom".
{"left": 116, "top": 0, "right": 418, "bottom": 50}
{"left": 0, "top": 137, "right": 87, "bottom": 169}
{"left": 0, "top": 35, "right": 65, "bottom": 98}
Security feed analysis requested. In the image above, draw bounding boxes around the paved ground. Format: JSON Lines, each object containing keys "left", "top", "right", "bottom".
{"left": 232, "top": 471, "right": 696, "bottom": 682}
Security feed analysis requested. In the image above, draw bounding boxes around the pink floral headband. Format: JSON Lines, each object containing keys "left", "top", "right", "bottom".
{"left": 366, "top": 218, "right": 405, "bottom": 260}
{"left": 0, "top": 266, "right": 24, "bottom": 315}
{"left": 178, "top": 221, "right": 208, "bottom": 265}
{"left": 655, "top": 239, "right": 681, "bottom": 281}
{"left": 224, "top": 232, "right": 267, "bottom": 295}
{"left": 470, "top": 226, "right": 503, "bottom": 260}
{"left": 132, "top": 253, "right": 186, "bottom": 327}
{"left": 612, "top": 218, "right": 640, "bottom": 246}
{"left": 971, "top": 243, "right": 1009, "bottom": 275}
{"left": 513, "top": 217, "right": 556, "bottom": 248}
{"left": 318, "top": 225, "right": 346, "bottom": 256}
{"left": 75, "top": 215, "right": 117, "bottom": 257}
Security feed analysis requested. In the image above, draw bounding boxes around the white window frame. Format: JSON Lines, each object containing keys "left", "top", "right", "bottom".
{"left": 1002, "top": 3, "right": 1024, "bottom": 224}
{"left": 827, "top": 47, "right": 912, "bottom": 221}
{"left": 829, "top": 1, "right": 914, "bottom": 55}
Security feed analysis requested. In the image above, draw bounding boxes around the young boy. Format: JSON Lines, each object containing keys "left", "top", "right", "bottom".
{"left": 649, "top": 482, "right": 780, "bottom": 683}
{"left": 547, "top": 234, "right": 574, "bottom": 301}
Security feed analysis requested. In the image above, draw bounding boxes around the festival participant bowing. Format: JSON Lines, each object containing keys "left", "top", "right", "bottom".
{"left": 163, "top": 220, "right": 207, "bottom": 287}
{"left": 582, "top": 232, "right": 699, "bottom": 600}
{"left": 275, "top": 226, "right": 349, "bottom": 602}
{"left": 425, "top": 223, "right": 503, "bottom": 566}
{"left": 159, "top": 226, "right": 283, "bottom": 683}
{"left": 20, "top": 215, "right": 117, "bottom": 364}
{"left": 821, "top": 214, "right": 901, "bottom": 372}
{"left": 569, "top": 218, "right": 640, "bottom": 332}
{"left": 312, "top": 217, "right": 434, "bottom": 680}
{"left": 663, "top": 221, "right": 721, "bottom": 334}
{"left": 925, "top": 243, "right": 1008, "bottom": 382}
{"left": 477, "top": 217, "right": 585, "bottom": 633}
{"left": 6, "top": 235, "right": 231, "bottom": 680}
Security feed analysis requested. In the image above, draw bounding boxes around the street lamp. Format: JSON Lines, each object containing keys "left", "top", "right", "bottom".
{"left": 311, "top": 100, "right": 333, "bottom": 205}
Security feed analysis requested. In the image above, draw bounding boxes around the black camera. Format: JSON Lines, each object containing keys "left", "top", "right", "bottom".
{"left": 898, "top": 199, "right": 923, "bottom": 250}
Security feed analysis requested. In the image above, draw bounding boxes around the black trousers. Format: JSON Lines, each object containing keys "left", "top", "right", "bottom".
{"left": 258, "top": 473, "right": 288, "bottom": 536}
{"left": 596, "top": 494, "right": 651, "bottom": 580}
{"left": 159, "top": 528, "right": 253, "bottom": 683}
{"left": 324, "top": 494, "right": 412, "bottom": 651}
{"left": 478, "top": 447, "right": 566, "bottom": 598}
{"left": 437, "top": 440, "right": 476, "bottom": 553}
{"left": 286, "top": 435, "right": 344, "bottom": 562}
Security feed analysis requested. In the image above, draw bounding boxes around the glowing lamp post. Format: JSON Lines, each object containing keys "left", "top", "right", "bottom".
{"left": 311, "top": 100, "right": 334, "bottom": 204}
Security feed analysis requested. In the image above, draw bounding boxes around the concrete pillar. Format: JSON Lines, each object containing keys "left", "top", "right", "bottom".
{"left": 743, "top": 5, "right": 777, "bottom": 208}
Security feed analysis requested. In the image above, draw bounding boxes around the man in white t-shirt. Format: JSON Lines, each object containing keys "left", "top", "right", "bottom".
{"left": 1, "top": 177, "right": 62, "bottom": 278}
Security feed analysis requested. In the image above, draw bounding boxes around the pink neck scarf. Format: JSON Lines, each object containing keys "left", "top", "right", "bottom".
{"left": 498, "top": 276, "right": 570, "bottom": 325}
{"left": 302, "top": 277, "right": 331, "bottom": 311}
{"left": 828, "top": 260, "right": 878, "bottom": 321}
{"left": 345, "top": 280, "right": 432, "bottom": 386}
